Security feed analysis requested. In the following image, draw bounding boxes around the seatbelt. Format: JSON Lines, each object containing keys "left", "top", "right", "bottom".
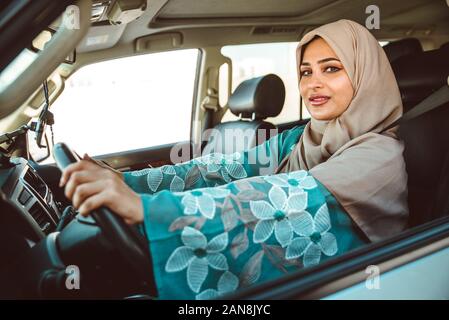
{"left": 382, "top": 84, "right": 449, "bottom": 133}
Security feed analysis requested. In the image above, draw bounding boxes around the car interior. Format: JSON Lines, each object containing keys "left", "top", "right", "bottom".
{"left": 0, "top": 0, "right": 448, "bottom": 299}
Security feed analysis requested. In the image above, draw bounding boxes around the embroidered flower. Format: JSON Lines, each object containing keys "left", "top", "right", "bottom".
{"left": 196, "top": 153, "right": 247, "bottom": 183}
{"left": 285, "top": 204, "right": 338, "bottom": 267}
{"left": 195, "top": 271, "right": 239, "bottom": 300}
{"left": 165, "top": 227, "right": 229, "bottom": 293}
{"left": 180, "top": 188, "right": 231, "bottom": 219}
{"left": 250, "top": 186, "right": 308, "bottom": 247}
{"left": 263, "top": 170, "right": 317, "bottom": 194}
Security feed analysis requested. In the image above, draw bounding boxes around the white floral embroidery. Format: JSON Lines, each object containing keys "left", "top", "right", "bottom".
{"left": 195, "top": 153, "right": 247, "bottom": 183}
{"left": 170, "top": 175, "right": 185, "bottom": 192}
{"left": 250, "top": 186, "right": 308, "bottom": 247}
{"left": 130, "top": 168, "right": 151, "bottom": 176}
{"left": 263, "top": 170, "right": 317, "bottom": 194}
{"left": 165, "top": 227, "right": 229, "bottom": 293}
{"left": 130, "top": 165, "right": 177, "bottom": 193}
{"left": 179, "top": 188, "right": 231, "bottom": 219}
{"left": 285, "top": 204, "right": 338, "bottom": 267}
{"left": 195, "top": 271, "right": 239, "bottom": 300}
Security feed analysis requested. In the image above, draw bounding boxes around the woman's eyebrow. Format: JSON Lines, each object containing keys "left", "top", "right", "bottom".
{"left": 301, "top": 57, "right": 341, "bottom": 66}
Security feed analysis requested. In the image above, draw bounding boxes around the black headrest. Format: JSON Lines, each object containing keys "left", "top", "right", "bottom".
{"left": 227, "top": 74, "right": 285, "bottom": 119}
{"left": 391, "top": 44, "right": 449, "bottom": 111}
{"left": 383, "top": 38, "right": 423, "bottom": 64}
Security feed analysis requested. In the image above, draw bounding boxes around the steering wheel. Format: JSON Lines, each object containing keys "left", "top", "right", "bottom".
{"left": 53, "top": 143, "right": 156, "bottom": 296}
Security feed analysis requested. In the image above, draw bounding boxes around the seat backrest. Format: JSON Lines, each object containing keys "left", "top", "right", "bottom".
{"left": 383, "top": 38, "right": 423, "bottom": 64}
{"left": 391, "top": 42, "right": 449, "bottom": 227}
{"left": 203, "top": 74, "right": 285, "bottom": 155}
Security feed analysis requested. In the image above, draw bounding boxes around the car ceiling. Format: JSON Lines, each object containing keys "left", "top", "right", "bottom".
{"left": 76, "top": 0, "right": 449, "bottom": 54}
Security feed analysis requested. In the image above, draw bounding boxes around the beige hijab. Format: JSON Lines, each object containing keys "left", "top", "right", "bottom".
{"left": 276, "top": 19, "right": 409, "bottom": 242}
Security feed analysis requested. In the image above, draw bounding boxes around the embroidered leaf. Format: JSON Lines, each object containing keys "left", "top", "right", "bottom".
{"left": 253, "top": 219, "right": 275, "bottom": 243}
{"left": 194, "top": 217, "right": 207, "bottom": 230}
{"left": 231, "top": 229, "right": 249, "bottom": 259}
{"left": 169, "top": 216, "right": 198, "bottom": 232}
{"left": 289, "top": 170, "right": 308, "bottom": 181}
{"left": 217, "top": 271, "right": 239, "bottom": 294}
{"left": 187, "top": 257, "right": 209, "bottom": 293}
{"left": 206, "top": 233, "right": 228, "bottom": 253}
{"left": 250, "top": 200, "right": 275, "bottom": 220}
{"left": 221, "top": 168, "right": 231, "bottom": 183}
{"left": 314, "top": 204, "right": 331, "bottom": 234}
{"left": 274, "top": 219, "right": 293, "bottom": 248}
{"left": 303, "top": 243, "right": 322, "bottom": 267}
{"left": 286, "top": 237, "right": 311, "bottom": 260}
{"left": 205, "top": 171, "right": 224, "bottom": 181}
{"left": 240, "top": 250, "right": 264, "bottom": 287}
{"left": 196, "top": 289, "right": 219, "bottom": 300}
{"left": 264, "top": 244, "right": 301, "bottom": 267}
{"left": 264, "top": 175, "right": 289, "bottom": 187}
{"left": 203, "top": 188, "right": 231, "bottom": 198}
{"left": 197, "top": 194, "right": 216, "bottom": 219}
{"left": 225, "top": 163, "right": 247, "bottom": 179}
{"left": 269, "top": 186, "right": 287, "bottom": 211}
{"left": 237, "top": 190, "right": 266, "bottom": 202}
{"left": 235, "top": 180, "right": 254, "bottom": 192}
{"left": 289, "top": 211, "right": 314, "bottom": 237}
{"left": 161, "top": 165, "right": 176, "bottom": 175}
{"left": 240, "top": 208, "right": 258, "bottom": 224}
{"left": 182, "top": 194, "right": 198, "bottom": 215}
{"left": 221, "top": 198, "right": 239, "bottom": 232}
{"left": 147, "top": 169, "right": 163, "bottom": 192}
{"left": 185, "top": 165, "right": 201, "bottom": 188}
{"left": 207, "top": 253, "right": 228, "bottom": 271}
{"left": 170, "top": 175, "right": 185, "bottom": 192}
{"left": 182, "top": 226, "right": 207, "bottom": 249}
{"left": 165, "top": 247, "right": 195, "bottom": 272}
{"left": 320, "top": 232, "right": 338, "bottom": 256}
{"left": 298, "top": 176, "right": 317, "bottom": 189}
{"left": 130, "top": 168, "right": 151, "bottom": 176}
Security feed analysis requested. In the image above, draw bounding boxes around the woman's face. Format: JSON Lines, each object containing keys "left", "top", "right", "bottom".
{"left": 299, "top": 37, "right": 354, "bottom": 121}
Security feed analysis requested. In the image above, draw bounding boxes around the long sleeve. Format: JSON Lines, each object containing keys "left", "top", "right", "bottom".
{"left": 123, "top": 125, "right": 305, "bottom": 194}
{"left": 138, "top": 169, "right": 368, "bottom": 300}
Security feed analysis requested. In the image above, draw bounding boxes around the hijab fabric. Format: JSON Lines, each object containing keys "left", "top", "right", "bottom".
{"left": 276, "top": 19, "right": 409, "bottom": 242}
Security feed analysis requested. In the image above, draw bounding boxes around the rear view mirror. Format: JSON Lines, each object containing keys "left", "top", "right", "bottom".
{"left": 30, "top": 28, "right": 76, "bottom": 64}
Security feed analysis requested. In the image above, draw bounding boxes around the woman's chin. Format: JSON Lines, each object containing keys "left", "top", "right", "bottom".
{"left": 309, "top": 111, "right": 334, "bottom": 121}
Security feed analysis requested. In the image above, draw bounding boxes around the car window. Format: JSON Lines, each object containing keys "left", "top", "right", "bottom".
{"left": 220, "top": 42, "right": 303, "bottom": 124}
{"left": 46, "top": 49, "right": 198, "bottom": 160}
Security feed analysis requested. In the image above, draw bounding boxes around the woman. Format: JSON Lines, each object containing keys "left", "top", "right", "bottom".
{"left": 59, "top": 19, "right": 408, "bottom": 299}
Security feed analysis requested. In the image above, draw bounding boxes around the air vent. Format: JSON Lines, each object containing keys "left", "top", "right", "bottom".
{"left": 252, "top": 26, "right": 300, "bottom": 35}
{"left": 23, "top": 168, "right": 47, "bottom": 200}
{"left": 252, "top": 27, "right": 272, "bottom": 35}
{"left": 29, "top": 203, "right": 54, "bottom": 233}
{"left": 271, "top": 26, "right": 300, "bottom": 34}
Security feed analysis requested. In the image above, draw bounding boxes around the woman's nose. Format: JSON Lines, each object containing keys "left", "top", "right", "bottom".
{"left": 306, "top": 73, "right": 324, "bottom": 90}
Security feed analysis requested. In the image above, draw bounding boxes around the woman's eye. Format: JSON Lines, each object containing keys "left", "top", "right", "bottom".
{"left": 300, "top": 70, "right": 311, "bottom": 77}
{"left": 325, "top": 66, "right": 341, "bottom": 73}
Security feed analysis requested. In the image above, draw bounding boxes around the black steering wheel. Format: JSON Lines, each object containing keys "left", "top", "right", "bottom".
{"left": 53, "top": 143, "right": 156, "bottom": 296}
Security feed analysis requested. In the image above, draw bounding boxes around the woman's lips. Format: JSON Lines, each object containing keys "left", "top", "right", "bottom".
{"left": 309, "top": 95, "right": 330, "bottom": 106}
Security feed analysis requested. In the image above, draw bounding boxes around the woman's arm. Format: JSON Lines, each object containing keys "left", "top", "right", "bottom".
{"left": 123, "top": 125, "right": 305, "bottom": 194}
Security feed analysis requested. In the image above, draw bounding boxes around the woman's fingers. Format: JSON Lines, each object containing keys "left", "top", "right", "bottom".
{"left": 64, "top": 170, "right": 96, "bottom": 200}
{"left": 59, "top": 160, "right": 97, "bottom": 187}
{"left": 72, "top": 180, "right": 106, "bottom": 210}
{"left": 78, "top": 190, "right": 110, "bottom": 216}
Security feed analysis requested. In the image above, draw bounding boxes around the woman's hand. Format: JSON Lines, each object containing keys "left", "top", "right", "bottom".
{"left": 59, "top": 155, "right": 143, "bottom": 224}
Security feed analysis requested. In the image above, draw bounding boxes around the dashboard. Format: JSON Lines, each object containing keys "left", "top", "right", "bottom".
{"left": 0, "top": 157, "right": 61, "bottom": 242}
